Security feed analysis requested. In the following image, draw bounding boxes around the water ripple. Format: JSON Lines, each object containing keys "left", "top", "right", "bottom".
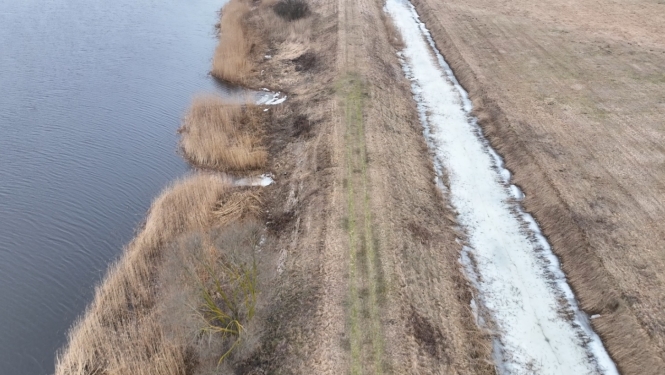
{"left": 0, "top": 0, "right": 231, "bottom": 373}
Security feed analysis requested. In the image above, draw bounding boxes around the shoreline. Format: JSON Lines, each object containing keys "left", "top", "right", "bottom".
{"left": 54, "top": 0, "right": 295, "bottom": 372}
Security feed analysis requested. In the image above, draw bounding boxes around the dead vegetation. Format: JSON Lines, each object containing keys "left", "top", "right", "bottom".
{"left": 210, "top": 0, "right": 315, "bottom": 86}
{"left": 211, "top": 0, "right": 253, "bottom": 85}
{"left": 211, "top": 0, "right": 320, "bottom": 91}
{"left": 55, "top": 0, "right": 306, "bottom": 372}
{"left": 273, "top": 0, "right": 310, "bottom": 21}
{"left": 55, "top": 174, "right": 272, "bottom": 375}
{"left": 178, "top": 95, "right": 267, "bottom": 172}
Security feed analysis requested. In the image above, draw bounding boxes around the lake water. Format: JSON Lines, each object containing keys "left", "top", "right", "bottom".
{"left": 0, "top": 0, "right": 229, "bottom": 373}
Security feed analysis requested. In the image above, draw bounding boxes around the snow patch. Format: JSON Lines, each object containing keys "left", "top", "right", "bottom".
{"left": 385, "top": 0, "right": 618, "bottom": 373}
{"left": 233, "top": 173, "right": 274, "bottom": 187}
{"left": 509, "top": 185, "right": 525, "bottom": 201}
{"left": 256, "top": 91, "right": 287, "bottom": 105}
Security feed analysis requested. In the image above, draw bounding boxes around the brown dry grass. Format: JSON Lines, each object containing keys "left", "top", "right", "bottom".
{"left": 55, "top": 174, "right": 269, "bottom": 375}
{"left": 214, "top": 189, "right": 262, "bottom": 226}
{"left": 211, "top": 0, "right": 253, "bottom": 85}
{"left": 178, "top": 95, "right": 267, "bottom": 172}
{"left": 56, "top": 1, "right": 290, "bottom": 373}
{"left": 210, "top": 0, "right": 318, "bottom": 85}
{"left": 258, "top": 3, "right": 315, "bottom": 52}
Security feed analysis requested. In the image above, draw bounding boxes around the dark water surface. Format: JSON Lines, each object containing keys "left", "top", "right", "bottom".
{"left": 0, "top": 0, "right": 229, "bottom": 373}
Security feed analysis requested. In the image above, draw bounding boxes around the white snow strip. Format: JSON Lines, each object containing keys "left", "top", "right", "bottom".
{"left": 385, "top": 0, "right": 618, "bottom": 374}
{"left": 233, "top": 173, "right": 274, "bottom": 187}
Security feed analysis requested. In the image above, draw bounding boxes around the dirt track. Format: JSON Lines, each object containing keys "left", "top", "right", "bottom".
{"left": 254, "top": 0, "right": 494, "bottom": 372}
{"left": 247, "top": 0, "right": 665, "bottom": 373}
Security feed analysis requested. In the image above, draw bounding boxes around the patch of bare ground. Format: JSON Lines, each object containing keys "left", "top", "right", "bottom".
{"left": 409, "top": 0, "right": 665, "bottom": 373}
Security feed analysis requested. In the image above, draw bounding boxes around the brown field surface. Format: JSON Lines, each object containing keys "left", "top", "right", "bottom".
{"left": 409, "top": 0, "right": 665, "bottom": 372}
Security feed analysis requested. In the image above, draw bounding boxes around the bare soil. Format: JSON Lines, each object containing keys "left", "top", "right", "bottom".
{"left": 409, "top": 0, "right": 665, "bottom": 373}
{"left": 240, "top": 0, "right": 495, "bottom": 372}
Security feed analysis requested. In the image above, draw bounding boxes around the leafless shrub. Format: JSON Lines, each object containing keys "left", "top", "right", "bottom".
{"left": 55, "top": 176, "right": 272, "bottom": 375}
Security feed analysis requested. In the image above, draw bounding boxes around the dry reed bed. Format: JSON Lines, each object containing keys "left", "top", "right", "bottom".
{"left": 211, "top": 0, "right": 254, "bottom": 85}
{"left": 212, "top": 0, "right": 318, "bottom": 88}
{"left": 56, "top": 0, "right": 302, "bottom": 373}
{"left": 55, "top": 175, "right": 265, "bottom": 375}
{"left": 178, "top": 95, "right": 267, "bottom": 172}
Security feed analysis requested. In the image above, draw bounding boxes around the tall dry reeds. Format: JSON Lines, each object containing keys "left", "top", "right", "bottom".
{"left": 212, "top": 0, "right": 317, "bottom": 85}
{"left": 212, "top": 0, "right": 254, "bottom": 84}
{"left": 56, "top": 0, "right": 287, "bottom": 372}
{"left": 179, "top": 95, "right": 267, "bottom": 172}
{"left": 55, "top": 175, "right": 268, "bottom": 375}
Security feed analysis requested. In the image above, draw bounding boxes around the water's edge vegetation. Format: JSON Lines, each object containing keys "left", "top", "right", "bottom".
{"left": 55, "top": 1, "right": 311, "bottom": 373}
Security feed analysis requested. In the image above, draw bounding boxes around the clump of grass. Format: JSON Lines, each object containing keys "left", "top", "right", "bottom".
{"left": 273, "top": 0, "right": 310, "bottom": 21}
{"left": 179, "top": 95, "right": 267, "bottom": 172}
{"left": 214, "top": 189, "right": 262, "bottom": 226}
{"left": 212, "top": 0, "right": 253, "bottom": 84}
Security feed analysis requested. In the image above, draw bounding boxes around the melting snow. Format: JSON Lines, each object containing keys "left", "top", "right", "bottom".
{"left": 385, "top": 0, "right": 618, "bottom": 373}
{"left": 233, "top": 173, "right": 274, "bottom": 187}
{"left": 256, "top": 91, "right": 287, "bottom": 105}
